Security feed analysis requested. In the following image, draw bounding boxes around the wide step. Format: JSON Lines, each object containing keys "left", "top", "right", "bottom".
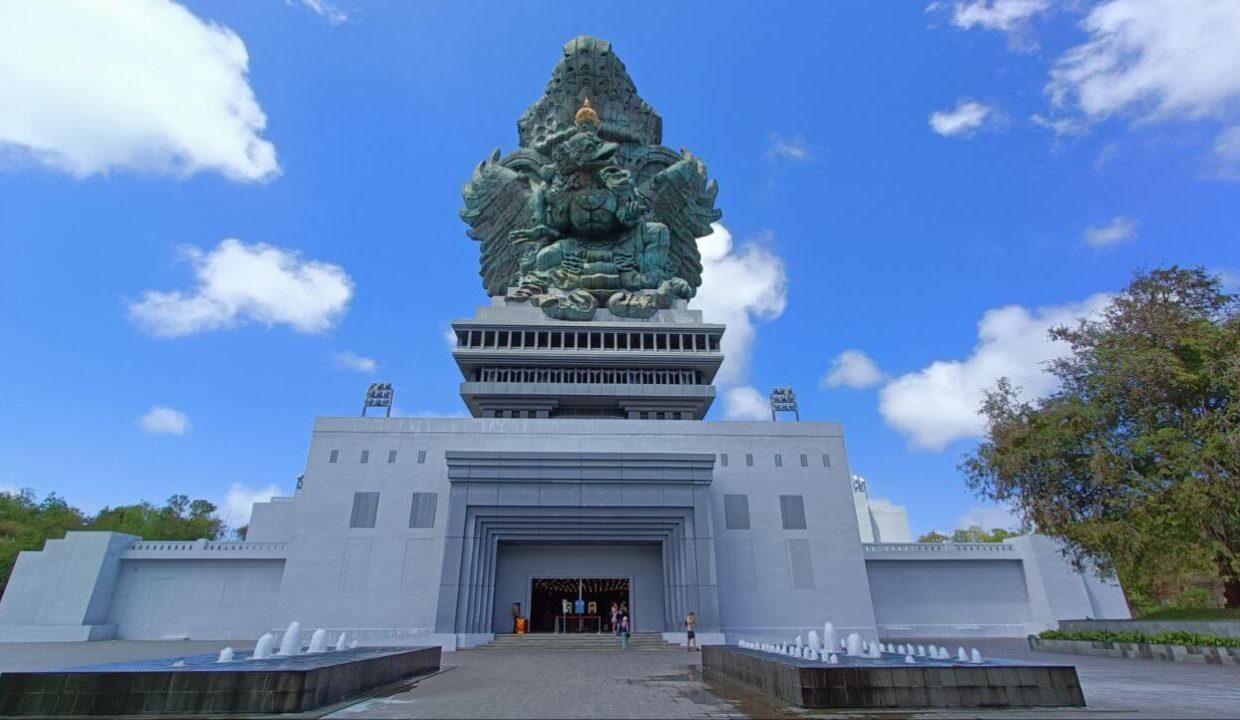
{"left": 474, "top": 632, "right": 676, "bottom": 651}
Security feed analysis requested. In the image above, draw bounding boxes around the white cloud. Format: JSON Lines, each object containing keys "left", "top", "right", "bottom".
{"left": 955, "top": 504, "right": 1021, "bottom": 531}
{"left": 335, "top": 351, "right": 377, "bottom": 373}
{"left": 722, "top": 386, "right": 770, "bottom": 421}
{"left": 1047, "top": 0, "right": 1240, "bottom": 123}
{"left": 293, "top": 0, "right": 349, "bottom": 25}
{"left": 766, "top": 133, "right": 810, "bottom": 162}
{"left": 879, "top": 294, "right": 1111, "bottom": 450}
{"left": 1213, "top": 126, "right": 1240, "bottom": 179}
{"left": 0, "top": 0, "right": 278, "bottom": 182}
{"left": 441, "top": 325, "right": 459, "bottom": 349}
{"left": 820, "top": 350, "right": 887, "bottom": 390}
{"left": 929, "top": 100, "right": 994, "bottom": 137}
{"left": 950, "top": 0, "right": 1049, "bottom": 32}
{"left": 129, "top": 239, "right": 354, "bottom": 337}
{"left": 138, "top": 406, "right": 190, "bottom": 435}
{"left": 695, "top": 223, "right": 788, "bottom": 386}
{"left": 223, "top": 482, "right": 282, "bottom": 527}
{"left": 1083, "top": 216, "right": 1138, "bottom": 248}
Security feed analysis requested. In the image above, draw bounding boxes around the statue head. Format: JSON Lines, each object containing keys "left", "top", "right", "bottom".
{"left": 552, "top": 128, "right": 618, "bottom": 175}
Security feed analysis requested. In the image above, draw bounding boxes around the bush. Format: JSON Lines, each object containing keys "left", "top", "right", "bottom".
{"left": 1038, "top": 629, "right": 1240, "bottom": 648}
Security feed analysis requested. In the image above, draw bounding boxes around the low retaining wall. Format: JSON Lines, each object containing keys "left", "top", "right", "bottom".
{"left": 701, "top": 646, "right": 1084, "bottom": 709}
{"left": 1030, "top": 636, "right": 1240, "bottom": 666}
{"left": 0, "top": 646, "right": 441, "bottom": 716}
{"left": 1059, "top": 619, "right": 1240, "bottom": 639}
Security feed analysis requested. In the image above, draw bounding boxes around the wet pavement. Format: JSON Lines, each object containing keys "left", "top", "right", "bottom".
{"left": 2, "top": 638, "right": 1236, "bottom": 718}
{"left": 324, "top": 639, "right": 1240, "bottom": 719}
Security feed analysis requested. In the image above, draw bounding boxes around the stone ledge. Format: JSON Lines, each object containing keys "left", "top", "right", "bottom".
{"left": 701, "top": 646, "right": 1085, "bottom": 709}
{"left": 1030, "top": 635, "right": 1240, "bottom": 666}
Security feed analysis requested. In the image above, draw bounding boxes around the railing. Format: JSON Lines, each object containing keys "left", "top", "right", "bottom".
{"left": 126, "top": 540, "right": 287, "bottom": 553}
{"left": 863, "top": 542, "right": 1016, "bottom": 554}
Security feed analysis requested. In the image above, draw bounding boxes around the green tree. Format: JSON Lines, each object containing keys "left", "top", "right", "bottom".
{"left": 0, "top": 489, "right": 87, "bottom": 597}
{"left": 90, "top": 495, "right": 224, "bottom": 542}
{"left": 917, "top": 531, "right": 950, "bottom": 543}
{"left": 950, "top": 525, "right": 1023, "bottom": 543}
{"left": 961, "top": 267, "right": 1240, "bottom": 608}
{"left": 1, "top": 491, "right": 226, "bottom": 600}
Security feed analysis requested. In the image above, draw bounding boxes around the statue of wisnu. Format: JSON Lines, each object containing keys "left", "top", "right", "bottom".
{"left": 460, "top": 36, "right": 721, "bottom": 320}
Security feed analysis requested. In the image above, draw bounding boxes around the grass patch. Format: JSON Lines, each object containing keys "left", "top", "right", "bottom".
{"left": 1039, "top": 629, "right": 1240, "bottom": 648}
{"left": 1137, "top": 607, "right": 1240, "bottom": 621}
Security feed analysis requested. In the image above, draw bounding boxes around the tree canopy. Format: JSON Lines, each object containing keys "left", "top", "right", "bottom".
{"left": 0, "top": 490, "right": 224, "bottom": 598}
{"left": 916, "top": 527, "right": 1020, "bottom": 544}
{"left": 960, "top": 267, "right": 1240, "bottom": 609}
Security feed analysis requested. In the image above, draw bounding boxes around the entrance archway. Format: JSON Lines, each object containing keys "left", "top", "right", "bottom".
{"left": 530, "top": 577, "right": 629, "bottom": 633}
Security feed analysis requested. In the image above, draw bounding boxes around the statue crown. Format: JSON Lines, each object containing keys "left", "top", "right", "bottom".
{"left": 574, "top": 98, "right": 600, "bottom": 128}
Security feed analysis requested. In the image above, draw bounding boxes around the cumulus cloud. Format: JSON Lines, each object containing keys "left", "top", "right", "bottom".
{"left": 0, "top": 0, "right": 278, "bottom": 181}
{"left": 695, "top": 223, "right": 788, "bottom": 386}
{"left": 1083, "top": 216, "right": 1138, "bottom": 248}
{"left": 334, "top": 351, "right": 377, "bottom": 373}
{"left": 138, "top": 406, "right": 190, "bottom": 435}
{"left": 820, "top": 350, "right": 887, "bottom": 390}
{"left": 929, "top": 100, "right": 994, "bottom": 137}
{"left": 928, "top": 0, "right": 1050, "bottom": 50}
{"left": 766, "top": 133, "right": 810, "bottom": 162}
{"left": 223, "top": 482, "right": 282, "bottom": 527}
{"left": 722, "top": 386, "right": 770, "bottom": 420}
{"left": 128, "top": 239, "right": 354, "bottom": 337}
{"left": 1047, "top": 0, "right": 1240, "bottom": 124}
{"left": 879, "top": 294, "right": 1111, "bottom": 450}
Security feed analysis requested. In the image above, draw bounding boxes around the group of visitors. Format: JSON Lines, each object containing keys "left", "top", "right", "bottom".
{"left": 609, "top": 600, "right": 630, "bottom": 649}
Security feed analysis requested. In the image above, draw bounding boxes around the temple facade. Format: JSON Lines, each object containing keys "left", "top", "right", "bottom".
{"left": 0, "top": 35, "right": 1131, "bottom": 649}
{"left": 0, "top": 301, "right": 1130, "bottom": 649}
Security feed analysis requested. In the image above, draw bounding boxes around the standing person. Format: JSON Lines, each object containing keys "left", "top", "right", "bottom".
{"left": 618, "top": 614, "right": 630, "bottom": 651}
{"left": 685, "top": 611, "right": 698, "bottom": 652}
{"left": 609, "top": 601, "right": 619, "bottom": 634}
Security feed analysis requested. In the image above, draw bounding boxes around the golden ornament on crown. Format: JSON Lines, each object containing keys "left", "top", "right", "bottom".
{"left": 574, "top": 98, "right": 600, "bottom": 128}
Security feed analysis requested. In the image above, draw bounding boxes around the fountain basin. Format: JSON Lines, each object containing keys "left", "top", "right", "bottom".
{"left": 702, "top": 646, "right": 1084, "bottom": 709}
{"left": 0, "top": 646, "right": 440, "bottom": 716}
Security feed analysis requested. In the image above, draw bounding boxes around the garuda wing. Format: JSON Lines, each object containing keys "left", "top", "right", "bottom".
{"left": 635, "top": 148, "right": 721, "bottom": 290}
{"left": 460, "top": 148, "right": 545, "bottom": 296}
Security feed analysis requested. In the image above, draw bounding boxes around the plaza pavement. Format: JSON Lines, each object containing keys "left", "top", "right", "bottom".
{"left": 1, "top": 638, "right": 1236, "bottom": 718}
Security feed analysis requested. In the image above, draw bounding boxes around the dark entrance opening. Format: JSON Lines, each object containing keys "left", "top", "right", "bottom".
{"left": 529, "top": 577, "right": 629, "bottom": 633}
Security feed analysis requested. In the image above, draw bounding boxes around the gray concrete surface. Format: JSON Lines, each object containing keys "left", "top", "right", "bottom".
{"left": 3, "top": 638, "right": 1237, "bottom": 718}
{"left": 326, "top": 638, "right": 1238, "bottom": 719}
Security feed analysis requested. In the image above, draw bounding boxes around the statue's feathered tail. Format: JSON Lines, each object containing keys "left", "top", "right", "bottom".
{"left": 637, "top": 149, "right": 721, "bottom": 291}
{"left": 459, "top": 149, "right": 541, "bottom": 296}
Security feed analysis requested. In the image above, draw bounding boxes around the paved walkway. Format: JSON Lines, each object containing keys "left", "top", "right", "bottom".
{"left": 326, "top": 639, "right": 1240, "bottom": 720}
{"left": 2, "top": 638, "right": 1237, "bottom": 718}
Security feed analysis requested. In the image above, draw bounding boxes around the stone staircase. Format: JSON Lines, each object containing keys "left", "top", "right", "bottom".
{"left": 472, "top": 632, "right": 677, "bottom": 651}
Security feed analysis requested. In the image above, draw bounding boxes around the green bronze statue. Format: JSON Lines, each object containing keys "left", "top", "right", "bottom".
{"left": 461, "top": 36, "right": 721, "bottom": 320}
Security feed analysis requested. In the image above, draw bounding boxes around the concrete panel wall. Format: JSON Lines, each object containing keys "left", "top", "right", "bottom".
{"left": 867, "top": 559, "right": 1032, "bottom": 634}
{"left": 490, "top": 543, "right": 664, "bottom": 633}
{"left": 108, "top": 559, "right": 284, "bottom": 640}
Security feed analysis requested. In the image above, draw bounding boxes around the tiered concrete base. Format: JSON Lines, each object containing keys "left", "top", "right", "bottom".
{"left": 702, "top": 646, "right": 1084, "bottom": 709}
{"left": 0, "top": 646, "right": 440, "bottom": 716}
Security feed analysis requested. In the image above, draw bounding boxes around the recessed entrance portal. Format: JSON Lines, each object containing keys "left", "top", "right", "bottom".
{"left": 530, "top": 577, "right": 629, "bottom": 633}
{"left": 490, "top": 542, "right": 666, "bottom": 635}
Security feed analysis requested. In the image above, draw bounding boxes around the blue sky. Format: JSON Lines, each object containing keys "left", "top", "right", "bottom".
{"left": 1, "top": 0, "right": 1237, "bottom": 535}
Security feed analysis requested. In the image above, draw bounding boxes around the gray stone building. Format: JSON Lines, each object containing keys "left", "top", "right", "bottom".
{"left": 0, "top": 301, "right": 1130, "bottom": 649}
